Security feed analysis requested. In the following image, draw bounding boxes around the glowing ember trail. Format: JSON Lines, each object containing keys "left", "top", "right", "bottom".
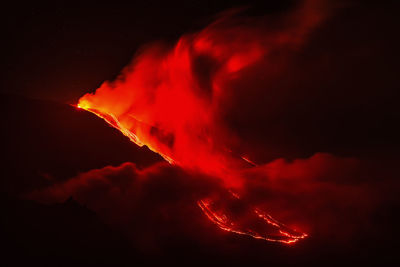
{"left": 76, "top": 1, "right": 325, "bottom": 244}
{"left": 197, "top": 192, "right": 307, "bottom": 244}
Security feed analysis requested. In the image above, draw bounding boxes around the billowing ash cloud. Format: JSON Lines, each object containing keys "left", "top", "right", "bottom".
{"left": 77, "top": 0, "right": 332, "bottom": 188}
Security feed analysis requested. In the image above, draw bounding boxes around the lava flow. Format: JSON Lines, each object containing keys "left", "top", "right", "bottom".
{"left": 76, "top": 1, "right": 324, "bottom": 244}
{"left": 198, "top": 192, "right": 307, "bottom": 244}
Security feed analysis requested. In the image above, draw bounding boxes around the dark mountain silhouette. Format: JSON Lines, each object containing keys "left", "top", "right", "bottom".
{"left": 1, "top": 93, "right": 162, "bottom": 195}
{"left": 1, "top": 195, "right": 135, "bottom": 266}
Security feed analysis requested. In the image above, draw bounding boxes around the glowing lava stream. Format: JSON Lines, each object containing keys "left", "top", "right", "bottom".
{"left": 76, "top": 104, "right": 308, "bottom": 244}
{"left": 76, "top": 105, "right": 175, "bottom": 164}
{"left": 198, "top": 199, "right": 307, "bottom": 244}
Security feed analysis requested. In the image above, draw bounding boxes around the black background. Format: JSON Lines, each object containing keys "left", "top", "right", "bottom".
{"left": 1, "top": 1, "right": 400, "bottom": 266}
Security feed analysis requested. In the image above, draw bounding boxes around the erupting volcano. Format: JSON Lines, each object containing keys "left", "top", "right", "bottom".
{"left": 75, "top": 1, "right": 328, "bottom": 244}
{"left": 3, "top": 0, "right": 400, "bottom": 265}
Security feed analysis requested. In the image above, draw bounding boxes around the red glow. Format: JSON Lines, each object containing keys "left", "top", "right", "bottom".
{"left": 197, "top": 191, "right": 307, "bottom": 244}
{"left": 76, "top": 2, "right": 326, "bottom": 244}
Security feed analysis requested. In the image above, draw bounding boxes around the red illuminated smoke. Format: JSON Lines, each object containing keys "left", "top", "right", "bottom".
{"left": 77, "top": 0, "right": 328, "bottom": 243}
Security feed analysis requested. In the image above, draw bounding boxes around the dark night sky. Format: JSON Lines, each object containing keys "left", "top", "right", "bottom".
{"left": 1, "top": 1, "right": 398, "bottom": 103}
{"left": 1, "top": 0, "right": 299, "bottom": 102}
